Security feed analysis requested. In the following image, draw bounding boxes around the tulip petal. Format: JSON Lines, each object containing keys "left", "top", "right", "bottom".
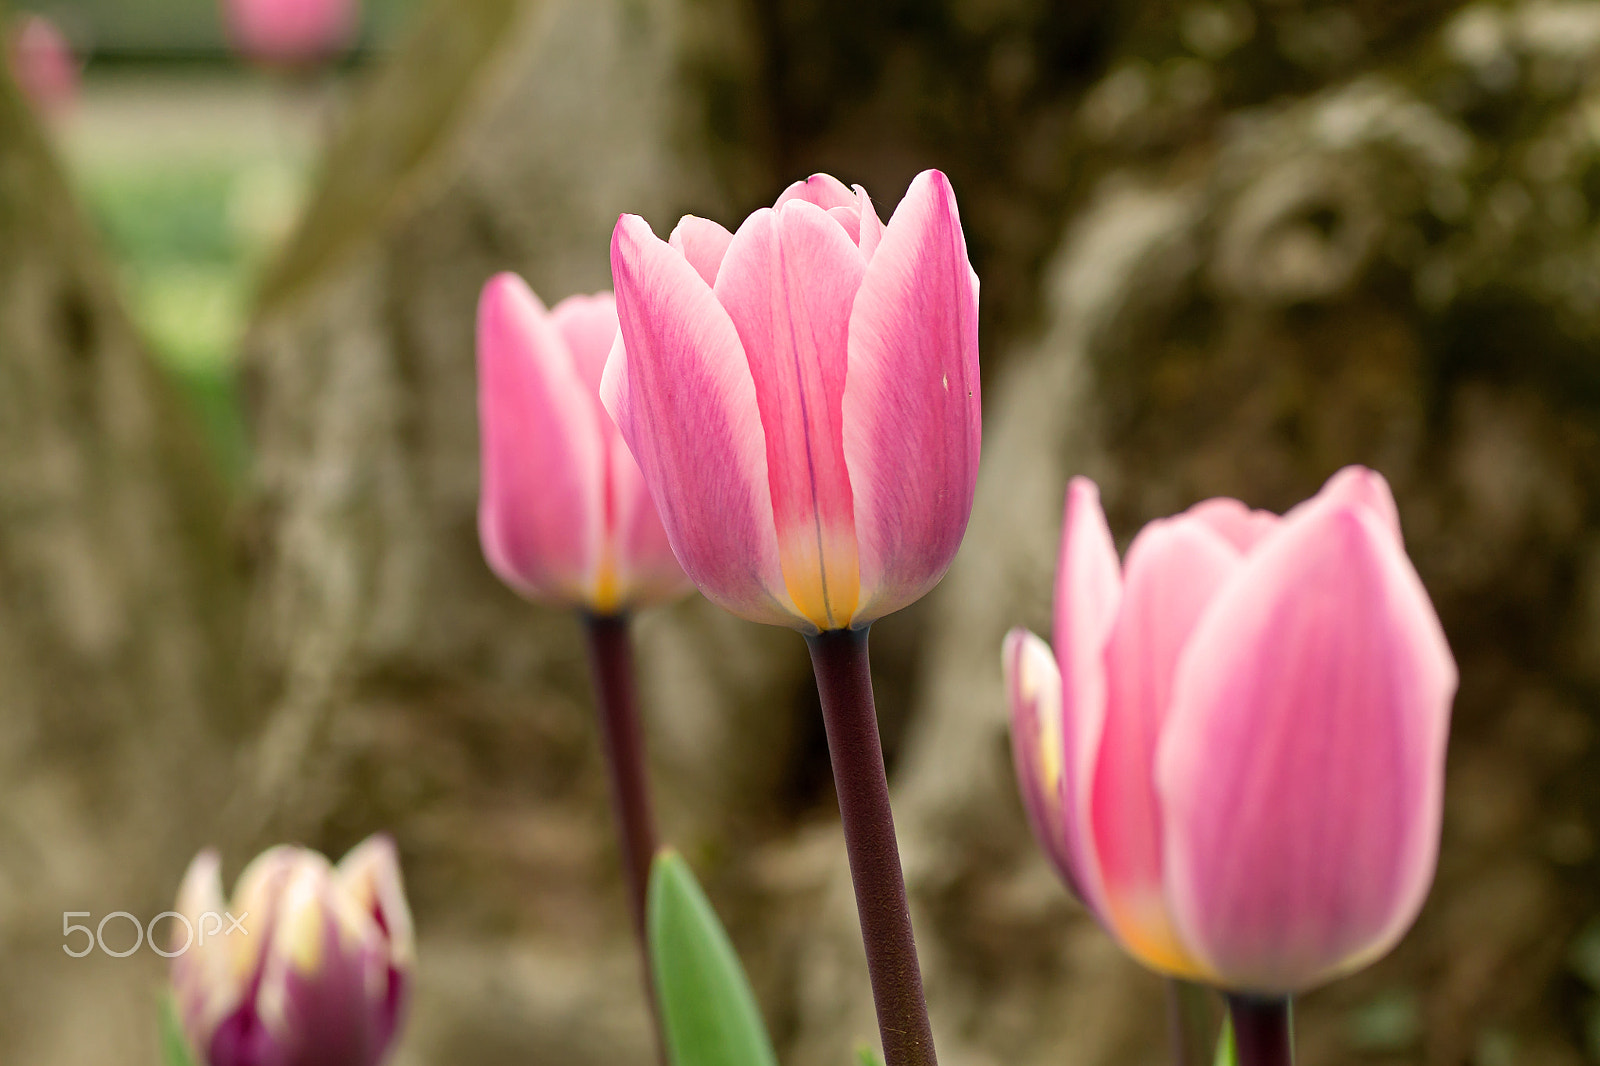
{"left": 1050, "top": 477, "right": 1123, "bottom": 921}
{"left": 335, "top": 835, "right": 415, "bottom": 1054}
{"left": 827, "top": 204, "right": 863, "bottom": 244}
{"left": 478, "top": 274, "right": 605, "bottom": 603}
{"left": 551, "top": 291, "right": 619, "bottom": 394}
{"left": 853, "top": 184, "right": 886, "bottom": 261}
{"left": 173, "top": 850, "right": 232, "bottom": 1044}
{"left": 841, "top": 169, "right": 981, "bottom": 622}
{"left": 605, "top": 214, "right": 794, "bottom": 625}
{"left": 1159, "top": 497, "right": 1456, "bottom": 992}
{"left": 335, "top": 835, "right": 416, "bottom": 961}
{"left": 670, "top": 216, "right": 735, "bottom": 288}
{"left": 1093, "top": 517, "right": 1240, "bottom": 977}
{"left": 775, "top": 173, "right": 858, "bottom": 211}
{"left": 1292, "top": 465, "right": 1403, "bottom": 542}
{"left": 715, "top": 200, "right": 866, "bottom": 630}
{"left": 1185, "top": 497, "right": 1280, "bottom": 553}
{"left": 254, "top": 861, "right": 387, "bottom": 1066}
{"left": 1004, "top": 628, "right": 1080, "bottom": 897}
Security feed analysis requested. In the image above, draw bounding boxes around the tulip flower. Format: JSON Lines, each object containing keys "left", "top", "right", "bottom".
{"left": 1006, "top": 467, "right": 1455, "bottom": 1065}
{"left": 223, "top": 0, "right": 358, "bottom": 65}
{"left": 605, "top": 171, "right": 979, "bottom": 1066}
{"left": 478, "top": 274, "right": 690, "bottom": 614}
{"left": 171, "top": 834, "right": 413, "bottom": 1066}
{"left": 477, "top": 273, "right": 690, "bottom": 1064}
{"left": 602, "top": 169, "right": 980, "bottom": 635}
{"left": 8, "top": 14, "right": 78, "bottom": 116}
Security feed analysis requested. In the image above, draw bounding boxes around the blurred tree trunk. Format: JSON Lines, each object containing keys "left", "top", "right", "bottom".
{"left": 0, "top": 54, "right": 240, "bottom": 1064}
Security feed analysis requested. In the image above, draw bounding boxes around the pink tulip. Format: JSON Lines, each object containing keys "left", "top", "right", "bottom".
{"left": 1006, "top": 467, "right": 1456, "bottom": 993}
{"left": 478, "top": 274, "right": 690, "bottom": 613}
{"left": 602, "top": 170, "right": 981, "bottom": 633}
{"left": 223, "top": 0, "right": 357, "bottom": 65}
{"left": 8, "top": 14, "right": 78, "bottom": 116}
{"left": 171, "top": 835, "right": 413, "bottom": 1066}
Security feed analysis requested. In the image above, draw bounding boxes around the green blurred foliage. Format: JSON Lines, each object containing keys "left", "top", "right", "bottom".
{"left": 77, "top": 151, "right": 303, "bottom": 483}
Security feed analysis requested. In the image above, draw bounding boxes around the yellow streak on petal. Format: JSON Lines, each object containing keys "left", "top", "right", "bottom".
{"left": 278, "top": 875, "right": 327, "bottom": 975}
{"left": 591, "top": 553, "right": 620, "bottom": 615}
{"left": 779, "top": 522, "right": 859, "bottom": 630}
{"left": 1106, "top": 892, "right": 1215, "bottom": 983}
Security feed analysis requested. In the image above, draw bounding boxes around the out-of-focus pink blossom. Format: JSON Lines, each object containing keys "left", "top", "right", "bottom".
{"left": 1006, "top": 467, "right": 1456, "bottom": 993}
{"left": 478, "top": 274, "right": 690, "bottom": 613}
{"left": 171, "top": 835, "right": 413, "bottom": 1066}
{"left": 603, "top": 171, "right": 981, "bottom": 633}
{"left": 223, "top": 0, "right": 358, "bottom": 66}
{"left": 8, "top": 14, "right": 78, "bottom": 116}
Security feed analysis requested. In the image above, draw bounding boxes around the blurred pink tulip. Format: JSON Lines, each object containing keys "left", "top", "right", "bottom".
{"left": 1006, "top": 467, "right": 1456, "bottom": 993}
{"left": 172, "top": 835, "right": 413, "bottom": 1066}
{"left": 8, "top": 14, "right": 78, "bottom": 115}
{"left": 603, "top": 170, "right": 981, "bottom": 633}
{"left": 223, "top": 0, "right": 357, "bottom": 65}
{"left": 478, "top": 274, "right": 690, "bottom": 613}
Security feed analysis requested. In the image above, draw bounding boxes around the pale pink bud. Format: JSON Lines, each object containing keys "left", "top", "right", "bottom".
{"left": 223, "top": 0, "right": 358, "bottom": 66}
{"left": 8, "top": 15, "right": 78, "bottom": 116}
{"left": 170, "top": 835, "right": 413, "bottom": 1066}
{"left": 603, "top": 171, "right": 981, "bottom": 632}
{"left": 1005, "top": 467, "right": 1455, "bottom": 993}
{"left": 477, "top": 274, "right": 690, "bottom": 613}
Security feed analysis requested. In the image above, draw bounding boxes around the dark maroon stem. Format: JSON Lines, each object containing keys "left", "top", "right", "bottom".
{"left": 580, "top": 611, "right": 665, "bottom": 1064}
{"left": 805, "top": 627, "right": 937, "bottom": 1066}
{"left": 1226, "top": 994, "right": 1293, "bottom": 1066}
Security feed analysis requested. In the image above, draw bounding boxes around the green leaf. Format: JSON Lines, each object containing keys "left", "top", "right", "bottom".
{"left": 1213, "top": 1015, "right": 1236, "bottom": 1066}
{"left": 855, "top": 1043, "right": 886, "bottom": 1066}
{"left": 159, "top": 993, "right": 199, "bottom": 1066}
{"left": 649, "top": 849, "right": 779, "bottom": 1066}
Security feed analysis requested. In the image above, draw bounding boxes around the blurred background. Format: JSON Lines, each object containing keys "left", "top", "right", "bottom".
{"left": 3, "top": 1, "right": 1599, "bottom": 1064}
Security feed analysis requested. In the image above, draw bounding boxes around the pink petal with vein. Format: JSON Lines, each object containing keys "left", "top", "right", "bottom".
{"left": 1093, "top": 517, "right": 1240, "bottom": 974}
{"left": 477, "top": 273, "right": 604, "bottom": 603}
{"left": 1159, "top": 495, "right": 1455, "bottom": 992}
{"left": 1005, "top": 627, "right": 1081, "bottom": 898}
{"left": 841, "top": 169, "right": 981, "bottom": 623}
{"left": 605, "top": 214, "right": 792, "bottom": 625}
{"left": 1050, "top": 477, "right": 1123, "bottom": 920}
{"left": 715, "top": 200, "right": 866, "bottom": 629}
{"left": 669, "top": 216, "right": 735, "bottom": 288}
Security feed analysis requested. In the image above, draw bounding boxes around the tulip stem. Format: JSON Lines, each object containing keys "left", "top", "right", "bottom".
{"left": 806, "top": 626, "right": 938, "bottom": 1066}
{"left": 1225, "top": 994, "right": 1293, "bottom": 1066}
{"left": 1166, "top": 979, "right": 1214, "bottom": 1066}
{"left": 580, "top": 611, "right": 666, "bottom": 1065}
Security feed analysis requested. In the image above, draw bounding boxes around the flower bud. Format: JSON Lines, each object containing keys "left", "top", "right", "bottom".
{"left": 478, "top": 275, "right": 690, "bottom": 613}
{"left": 1006, "top": 467, "right": 1455, "bottom": 993}
{"left": 171, "top": 835, "right": 413, "bottom": 1066}
{"left": 603, "top": 171, "right": 981, "bottom": 632}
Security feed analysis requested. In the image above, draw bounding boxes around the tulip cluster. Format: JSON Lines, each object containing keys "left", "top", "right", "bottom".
{"left": 171, "top": 835, "right": 413, "bottom": 1066}
{"left": 164, "top": 164, "right": 1460, "bottom": 1066}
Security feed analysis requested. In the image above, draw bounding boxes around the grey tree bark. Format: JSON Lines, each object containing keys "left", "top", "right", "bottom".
{"left": 0, "top": 49, "right": 240, "bottom": 1064}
